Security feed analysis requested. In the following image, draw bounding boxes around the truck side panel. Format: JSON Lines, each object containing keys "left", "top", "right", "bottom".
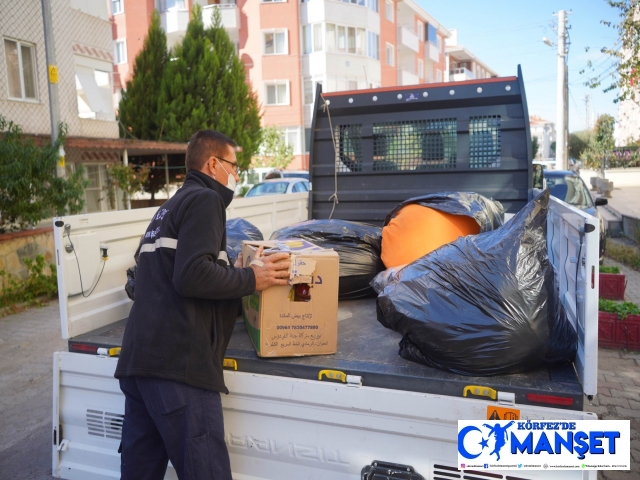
{"left": 53, "top": 352, "right": 596, "bottom": 480}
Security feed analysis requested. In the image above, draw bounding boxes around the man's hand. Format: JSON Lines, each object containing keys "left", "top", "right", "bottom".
{"left": 250, "top": 246, "right": 291, "bottom": 291}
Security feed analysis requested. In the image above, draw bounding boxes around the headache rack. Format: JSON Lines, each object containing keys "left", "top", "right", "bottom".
{"left": 308, "top": 65, "right": 533, "bottom": 224}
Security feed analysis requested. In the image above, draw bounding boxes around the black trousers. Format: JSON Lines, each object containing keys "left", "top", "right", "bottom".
{"left": 119, "top": 376, "right": 232, "bottom": 480}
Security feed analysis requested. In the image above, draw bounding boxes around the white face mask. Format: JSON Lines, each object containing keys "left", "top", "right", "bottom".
{"left": 219, "top": 162, "right": 237, "bottom": 192}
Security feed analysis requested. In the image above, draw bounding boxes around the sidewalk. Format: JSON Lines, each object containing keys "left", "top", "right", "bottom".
{"left": 592, "top": 252, "right": 640, "bottom": 479}
{"left": 605, "top": 186, "right": 640, "bottom": 220}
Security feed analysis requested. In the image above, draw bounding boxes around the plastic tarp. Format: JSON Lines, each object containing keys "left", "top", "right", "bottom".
{"left": 271, "top": 219, "right": 384, "bottom": 300}
{"left": 375, "top": 190, "right": 577, "bottom": 376}
{"left": 226, "top": 218, "right": 264, "bottom": 265}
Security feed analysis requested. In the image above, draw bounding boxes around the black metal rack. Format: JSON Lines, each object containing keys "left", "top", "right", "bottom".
{"left": 308, "top": 65, "right": 533, "bottom": 223}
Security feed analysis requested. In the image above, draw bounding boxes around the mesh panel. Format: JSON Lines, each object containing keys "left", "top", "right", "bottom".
{"left": 372, "top": 119, "right": 457, "bottom": 172}
{"left": 469, "top": 115, "right": 501, "bottom": 168}
{"left": 0, "top": 0, "right": 118, "bottom": 138}
{"left": 335, "top": 124, "right": 363, "bottom": 172}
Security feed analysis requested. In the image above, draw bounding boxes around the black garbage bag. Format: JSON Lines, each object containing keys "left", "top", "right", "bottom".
{"left": 384, "top": 191, "right": 505, "bottom": 232}
{"left": 271, "top": 219, "right": 384, "bottom": 300}
{"left": 226, "top": 218, "right": 264, "bottom": 265}
{"left": 375, "top": 190, "right": 577, "bottom": 376}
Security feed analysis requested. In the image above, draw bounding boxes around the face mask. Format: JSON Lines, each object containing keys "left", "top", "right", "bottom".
{"left": 219, "top": 162, "right": 237, "bottom": 192}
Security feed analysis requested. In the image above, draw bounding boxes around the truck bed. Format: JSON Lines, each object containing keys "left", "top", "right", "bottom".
{"left": 69, "top": 298, "right": 583, "bottom": 410}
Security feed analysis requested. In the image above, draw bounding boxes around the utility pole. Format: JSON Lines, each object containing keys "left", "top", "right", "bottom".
{"left": 554, "top": 10, "right": 569, "bottom": 171}
{"left": 41, "top": 0, "right": 65, "bottom": 178}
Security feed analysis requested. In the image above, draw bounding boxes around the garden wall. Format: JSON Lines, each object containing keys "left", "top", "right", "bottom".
{"left": 0, "top": 227, "right": 54, "bottom": 289}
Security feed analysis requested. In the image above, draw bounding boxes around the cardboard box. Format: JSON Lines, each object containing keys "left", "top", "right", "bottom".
{"left": 241, "top": 240, "right": 339, "bottom": 357}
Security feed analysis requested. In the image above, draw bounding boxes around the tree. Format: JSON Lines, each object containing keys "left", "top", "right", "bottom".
{"left": 118, "top": 10, "right": 168, "bottom": 140}
{"left": 104, "top": 163, "right": 150, "bottom": 209}
{"left": 583, "top": 1, "right": 640, "bottom": 104}
{"left": 0, "top": 116, "right": 88, "bottom": 233}
{"left": 252, "top": 126, "right": 294, "bottom": 169}
{"left": 582, "top": 114, "right": 616, "bottom": 169}
{"left": 531, "top": 135, "right": 539, "bottom": 159}
{"left": 569, "top": 130, "right": 592, "bottom": 159}
{"left": 158, "top": 5, "right": 262, "bottom": 168}
{"left": 550, "top": 141, "right": 556, "bottom": 157}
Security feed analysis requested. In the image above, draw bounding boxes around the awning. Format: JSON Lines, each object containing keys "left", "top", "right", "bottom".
{"left": 64, "top": 137, "right": 188, "bottom": 156}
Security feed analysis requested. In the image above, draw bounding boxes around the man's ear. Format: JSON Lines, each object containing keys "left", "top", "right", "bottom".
{"left": 205, "top": 156, "right": 217, "bottom": 177}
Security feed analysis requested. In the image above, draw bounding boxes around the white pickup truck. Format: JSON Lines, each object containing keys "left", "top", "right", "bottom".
{"left": 51, "top": 189, "right": 600, "bottom": 480}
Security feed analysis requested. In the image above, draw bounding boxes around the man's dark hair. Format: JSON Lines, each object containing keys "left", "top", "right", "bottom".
{"left": 185, "top": 130, "right": 237, "bottom": 171}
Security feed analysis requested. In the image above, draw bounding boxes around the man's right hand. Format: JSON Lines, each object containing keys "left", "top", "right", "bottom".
{"left": 250, "top": 246, "right": 291, "bottom": 291}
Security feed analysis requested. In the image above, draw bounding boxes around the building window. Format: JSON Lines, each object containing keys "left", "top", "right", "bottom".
{"left": 111, "top": 0, "right": 123, "bottom": 14}
{"left": 303, "top": 79, "right": 322, "bottom": 104}
{"left": 326, "top": 23, "right": 376, "bottom": 58}
{"left": 84, "top": 164, "right": 110, "bottom": 212}
{"left": 417, "top": 21, "right": 423, "bottom": 41}
{"left": 265, "top": 82, "right": 289, "bottom": 105}
{"left": 366, "top": 0, "right": 378, "bottom": 12}
{"left": 263, "top": 30, "right": 287, "bottom": 55}
{"left": 75, "top": 62, "right": 114, "bottom": 120}
{"left": 427, "top": 23, "right": 437, "bottom": 45}
{"left": 114, "top": 40, "right": 127, "bottom": 65}
{"left": 156, "top": 0, "right": 185, "bottom": 10}
{"left": 385, "top": 0, "right": 393, "bottom": 22}
{"left": 385, "top": 43, "right": 394, "bottom": 66}
{"left": 263, "top": 0, "right": 286, "bottom": 3}
{"left": 4, "top": 39, "right": 37, "bottom": 101}
{"left": 367, "top": 31, "right": 379, "bottom": 59}
{"left": 418, "top": 59, "right": 423, "bottom": 79}
{"left": 283, "top": 126, "right": 301, "bottom": 154}
{"left": 302, "top": 24, "right": 323, "bottom": 54}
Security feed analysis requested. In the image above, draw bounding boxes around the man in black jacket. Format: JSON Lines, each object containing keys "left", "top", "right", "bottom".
{"left": 115, "top": 130, "right": 290, "bottom": 480}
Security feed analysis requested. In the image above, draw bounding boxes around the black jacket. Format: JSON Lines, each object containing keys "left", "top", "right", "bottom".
{"left": 115, "top": 170, "right": 256, "bottom": 393}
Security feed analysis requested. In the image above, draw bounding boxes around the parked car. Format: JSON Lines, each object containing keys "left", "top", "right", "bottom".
{"left": 245, "top": 178, "right": 311, "bottom": 197}
{"left": 264, "top": 169, "right": 310, "bottom": 181}
{"left": 544, "top": 169, "right": 608, "bottom": 262}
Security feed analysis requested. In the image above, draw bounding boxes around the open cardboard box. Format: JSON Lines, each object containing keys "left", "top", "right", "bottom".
{"left": 241, "top": 240, "right": 339, "bottom": 357}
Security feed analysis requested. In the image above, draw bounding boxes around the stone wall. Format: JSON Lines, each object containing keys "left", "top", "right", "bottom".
{"left": 0, "top": 227, "right": 55, "bottom": 289}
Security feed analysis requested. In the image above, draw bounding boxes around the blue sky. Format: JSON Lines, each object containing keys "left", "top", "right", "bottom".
{"left": 417, "top": 0, "right": 622, "bottom": 133}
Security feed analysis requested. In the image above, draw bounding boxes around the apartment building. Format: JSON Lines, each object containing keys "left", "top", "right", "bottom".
{"left": 111, "top": 0, "right": 495, "bottom": 170}
{"left": 1, "top": 0, "right": 120, "bottom": 212}
{"left": 530, "top": 115, "right": 556, "bottom": 160}
{"left": 444, "top": 29, "right": 497, "bottom": 82}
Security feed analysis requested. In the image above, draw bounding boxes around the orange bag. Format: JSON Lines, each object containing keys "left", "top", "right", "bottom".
{"left": 381, "top": 204, "right": 480, "bottom": 268}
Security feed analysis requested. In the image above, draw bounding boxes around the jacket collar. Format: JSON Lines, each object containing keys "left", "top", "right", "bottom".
{"left": 184, "top": 170, "right": 234, "bottom": 208}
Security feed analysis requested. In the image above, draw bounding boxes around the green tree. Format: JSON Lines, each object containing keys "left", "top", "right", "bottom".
{"left": 104, "top": 163, "right": 150, "bottom": 209}
{"left": 118, "top": 10, "right": 168, "bottom": 140}
{"left": 531, "top": 135, "right": 539, "bottom": 159}
{"left": 252, "top": 126, "right": 294, "bottom": 169}
{"left": 158, "top": 5, "right": 262, "bottom": 168}
{"left": 0, "top": 116, "right": 88, "bottom": 233}
{"left": 569, "top": 130, "right": 592, "bottom": 159}
{"left": 582, "top": 114, "right": 616, "bottom": 169}
{"left": 583, "top": 1, "right": 640, "bottom": 104}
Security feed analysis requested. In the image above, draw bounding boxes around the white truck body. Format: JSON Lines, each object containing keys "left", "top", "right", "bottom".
{"left": 52, "top": 192, "right": 600, "bottom": 480}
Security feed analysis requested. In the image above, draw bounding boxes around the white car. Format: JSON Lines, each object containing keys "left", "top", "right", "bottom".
{"left": 244, "top": 178, "right": 311, "bottom": 197}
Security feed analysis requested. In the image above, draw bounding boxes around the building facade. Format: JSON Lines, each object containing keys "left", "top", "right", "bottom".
{"left": 1, "top": 0, "right": 124, "bottom": 213}
{"left": 111, "top": 0, "right": 494, "bottom": 170}
{"left": 529, "top": 115, "right": 556, "bottom": 160}
{"left": 444, "top": 29, "right": 497, "bottom": 83}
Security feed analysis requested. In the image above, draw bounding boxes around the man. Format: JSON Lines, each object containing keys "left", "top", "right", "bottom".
{"left": 115, "top": 130, "right": 290, "bottom": 480}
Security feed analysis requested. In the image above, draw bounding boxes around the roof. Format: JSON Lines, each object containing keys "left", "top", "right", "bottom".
{"left": 65, "top": 137, "right": 187, "bottom": 155}
{"left": 23, "top": 134, "right": 188, "bottom": 155}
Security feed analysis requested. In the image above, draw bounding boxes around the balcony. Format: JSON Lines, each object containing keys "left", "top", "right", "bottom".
{"left": 449, "top": 67, "right": 474, "bottom": 82}
{"left": 400, "top": 69, "right": 419, "bottom": 86}
{"left": 428, "top": 42, "right": 439, "bottom": 63}
{"left": 202, "top": 3, "right": 240, "bottom": 40}
{"left": 399, "top": 26, "right": 419, "bottom": 53}
{"left": 160, "top": 9, "right": 189, "bottom": 49}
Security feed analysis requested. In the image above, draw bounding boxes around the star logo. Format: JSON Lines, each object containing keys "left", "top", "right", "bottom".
{"left": 479, "top": 437, "right": 489, "bottom": 449}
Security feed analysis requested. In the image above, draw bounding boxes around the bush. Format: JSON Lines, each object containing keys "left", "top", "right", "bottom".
{"left": 607, "top": 242, "right": 640, "bottom": 271}
{"left": 599, "top": 299, "right": 640, "bottom": 320}
{"left": 599, "top": 265, "right": 621, "bottom": 274}
{"left": 0, "top": 255, "right": 58, "bottom": 313}
{"left": 0, "top": 116, "right": 88, "bottom": 233}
